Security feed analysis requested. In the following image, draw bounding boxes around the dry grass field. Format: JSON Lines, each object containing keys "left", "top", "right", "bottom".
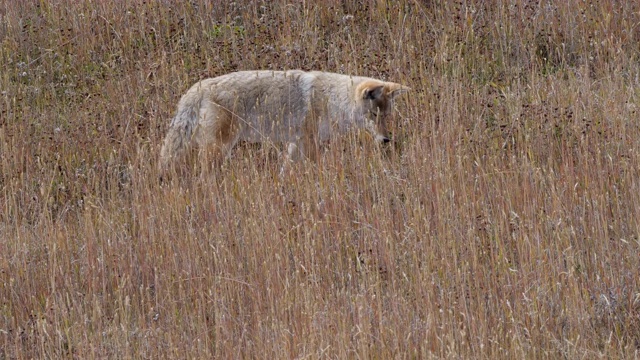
{"left": 2, "top": 0, "right": 640, "bottom": 358}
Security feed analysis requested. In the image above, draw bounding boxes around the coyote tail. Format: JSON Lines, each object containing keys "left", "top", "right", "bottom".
{"left": 158, "top": 91, "right": 202, "bottom": 170}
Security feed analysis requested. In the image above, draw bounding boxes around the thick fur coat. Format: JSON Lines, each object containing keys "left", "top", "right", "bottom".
{"left": 159, "top": 70, "right": 409, "bottom": 170}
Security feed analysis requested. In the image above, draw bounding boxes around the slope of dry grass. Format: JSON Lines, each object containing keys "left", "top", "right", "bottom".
{"left": 2, "top": 0, "right": 640, "bottom": 358}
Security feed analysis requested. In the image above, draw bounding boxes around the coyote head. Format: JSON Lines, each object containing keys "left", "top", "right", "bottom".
{"left": 357, "top": 81, "right": 410, "bottom": 143}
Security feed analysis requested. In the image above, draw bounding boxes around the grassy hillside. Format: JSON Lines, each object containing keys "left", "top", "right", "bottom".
{"left": 2, "top": 0, "right": 639, "bottom": 358}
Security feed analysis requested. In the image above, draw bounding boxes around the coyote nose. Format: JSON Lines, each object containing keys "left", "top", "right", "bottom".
{"left": 374, "top": 134, "right": 391, "bottom": 143}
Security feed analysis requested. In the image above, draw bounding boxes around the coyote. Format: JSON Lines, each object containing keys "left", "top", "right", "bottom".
{"left": 159, "top": 70, "right": 409, "bottom": 171}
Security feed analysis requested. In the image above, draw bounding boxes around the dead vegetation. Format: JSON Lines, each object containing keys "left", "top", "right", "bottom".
{"left": 1, "top": 0, "right": 639, "bottom": 358}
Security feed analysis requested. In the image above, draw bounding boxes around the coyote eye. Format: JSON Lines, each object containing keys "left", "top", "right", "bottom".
{"left": 368, "top": 107, "right": 386, "bottom": 121}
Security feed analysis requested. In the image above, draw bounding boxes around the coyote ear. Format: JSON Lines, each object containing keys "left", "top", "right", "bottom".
{"left": 387, "top": 83, "right": 411, "bottom": 99}
{"left": 363, "top": 85, "right": 385, "bottom": 100}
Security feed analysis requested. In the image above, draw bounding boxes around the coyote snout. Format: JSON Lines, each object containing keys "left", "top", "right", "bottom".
{"left": 159, "top": 70, "right": 409, "bottom": 172}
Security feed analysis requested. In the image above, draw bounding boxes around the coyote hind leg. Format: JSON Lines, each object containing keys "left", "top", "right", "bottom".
{"left": 195, "top": 102, "right": 241, "bottom": 171}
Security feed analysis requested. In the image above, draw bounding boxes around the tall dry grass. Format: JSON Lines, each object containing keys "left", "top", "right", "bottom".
{"left": 1, "top": 0, "right": 640, "bottom": 358}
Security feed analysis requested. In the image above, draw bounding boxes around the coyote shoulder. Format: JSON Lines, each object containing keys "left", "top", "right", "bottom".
{"left": 159, "top": 70, "right": 409, "bottom": 171}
